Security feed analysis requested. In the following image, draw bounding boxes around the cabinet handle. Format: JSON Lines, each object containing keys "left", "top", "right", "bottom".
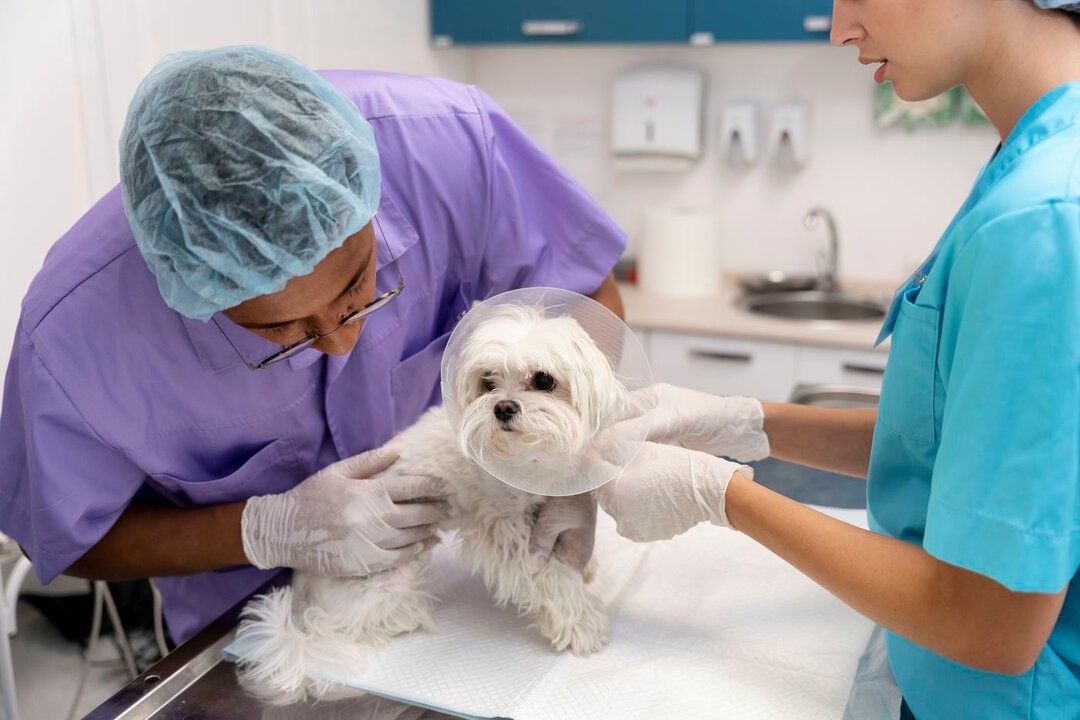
{"left": 803, "top": 15, "right": 832, "bottom": 32}
{"left": 522, "top": 20, "right": 583, "bottom": 36}
{"left": 842, "top": 362, "right": 885, "bottom": 376}
{"left": 690, "top": 350, "right": 753, "bottom": 364}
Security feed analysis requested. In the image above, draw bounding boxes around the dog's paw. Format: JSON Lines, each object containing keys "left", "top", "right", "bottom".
{"left": 565, "top": 614, "right": 608, "bottom": 656}
{"left": 539, "top": 594, "right": 608, "bottom": 655}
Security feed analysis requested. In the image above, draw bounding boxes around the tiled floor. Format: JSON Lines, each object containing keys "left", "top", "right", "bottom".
{"left": 6, "top": 600, "right": 132, "bottom": 720}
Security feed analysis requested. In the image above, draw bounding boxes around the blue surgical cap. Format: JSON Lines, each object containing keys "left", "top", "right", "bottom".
{"left": 1034, "top": 0, "right": 1080, "bottom": 11}
{"left": 120, "top": 46, "right": 380, "bottom": 322}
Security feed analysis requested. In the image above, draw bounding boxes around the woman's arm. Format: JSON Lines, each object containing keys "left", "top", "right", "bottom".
{"left": 725, "top": 472, "right": 1068, "bottom": 674}
{"left": 761, "top": 402, "right": 878, "bottom": 478}
{"left": 66, "top": 502, "right": 248, "bottom": 581}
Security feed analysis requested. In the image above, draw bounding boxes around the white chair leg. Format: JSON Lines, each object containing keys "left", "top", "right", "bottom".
{"left": 3, "top": 559, "right": 31, "bottom": 638}
{"left": 150, "top": 582, "right": 169, "bottom": 658}
{"left": 93, "top": 582, "right": 137, "bottom": 679}
{"left": 0, "top": 560, "right": 19, "bottom": 720}
{"left": 66, "top": 580, "right": 106, "bottom": 720}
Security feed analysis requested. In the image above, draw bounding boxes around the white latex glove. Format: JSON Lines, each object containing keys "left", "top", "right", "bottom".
{"left": 528, "top": 493, "right": 597, "bottom": 573}
{"left": 596, "top": 441, "right": 753, "bottom": 542}
{"left": 614, "top": 383, "right": 770, "bottom": 462}
{"left": 241, "top": 447, "right": 450, "bottom": 576}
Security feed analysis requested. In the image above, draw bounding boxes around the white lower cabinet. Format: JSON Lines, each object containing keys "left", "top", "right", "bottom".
{"left": 794, "top": 346, "right": 887, "bottom": 390}
{"left": 645, "top": 330, "right": 797, "bottom": 402}
{"left": 636, "top": 328, "right": 887, "bottom": 402}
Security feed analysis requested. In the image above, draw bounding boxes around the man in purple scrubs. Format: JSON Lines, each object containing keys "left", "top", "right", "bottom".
{"left": 0, "top": 46, "right": 625, "bottom": 646}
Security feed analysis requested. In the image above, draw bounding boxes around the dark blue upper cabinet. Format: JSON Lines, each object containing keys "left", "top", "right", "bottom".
{"left": 430, "top": 1, "right": 691, "bottom": 44}
{"left": 690, "top": 1, "right": 833, "bottom": 43}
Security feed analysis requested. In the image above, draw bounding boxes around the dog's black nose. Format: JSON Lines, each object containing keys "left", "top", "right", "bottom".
{"left": 493, "top": 400, "right": 520, "bottom": 423}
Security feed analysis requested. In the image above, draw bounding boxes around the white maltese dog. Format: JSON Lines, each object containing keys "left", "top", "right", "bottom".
{"left": 235, "top": 305, "right": 629, "bottom": 704}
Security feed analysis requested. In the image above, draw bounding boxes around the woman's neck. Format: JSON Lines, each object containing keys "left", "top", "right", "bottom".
{"left": 964, "top": 8, "right": 1080, "bottom": 142}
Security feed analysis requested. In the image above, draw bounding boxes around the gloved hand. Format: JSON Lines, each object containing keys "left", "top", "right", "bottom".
{"left": 596, "top": 441, "right": 753, "bottom": 542}
{"left": 241, "top": 446, "right": 451, "bottom": 576}
{"left": 614, "top": 383, "right": 770, "bottom": 462}
{"left": 528, "top": 493, "right": 597, "bottom": 573}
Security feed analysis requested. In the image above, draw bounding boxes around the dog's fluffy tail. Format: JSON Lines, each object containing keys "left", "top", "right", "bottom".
{"left": 234, "top": 563, "right": 436, "bottom": 705}
{"left": 234, "top": 586, "right": 369, "bottom": 706}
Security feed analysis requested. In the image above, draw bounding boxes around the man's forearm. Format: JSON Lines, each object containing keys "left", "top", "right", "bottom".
{"left": 761, "top": 402, "right": 877, "bottom": 478}
{"left": 589, "top": 274, "right": 624, "bottom": 319}
{"left": 66, "top": 501, "right": 249, "bottom": 581}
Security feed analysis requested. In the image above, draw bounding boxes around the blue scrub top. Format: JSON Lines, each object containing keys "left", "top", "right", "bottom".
{"left": 869, "top": 83, "right": 1080, "bottom": 719}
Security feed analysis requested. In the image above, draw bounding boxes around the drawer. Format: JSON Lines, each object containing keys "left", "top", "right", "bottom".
{"left": 795, "top": 346, "right": 888, "bottom": 391}
{"left": 648, "top": 331, "right": 796, "bottom": 401}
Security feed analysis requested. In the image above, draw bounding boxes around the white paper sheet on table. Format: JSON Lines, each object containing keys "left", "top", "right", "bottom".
{"left": 226, "top": 507, "right": 879, "bottom": 720}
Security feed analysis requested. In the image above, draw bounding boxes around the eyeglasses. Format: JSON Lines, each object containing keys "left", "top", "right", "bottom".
{"left": 217, "top": 214, "right": 405, "bottom": 371}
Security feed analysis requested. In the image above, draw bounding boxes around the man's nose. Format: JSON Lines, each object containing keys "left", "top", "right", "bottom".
{"left": 313, "top": 319, "right": 364, "bottom": 356}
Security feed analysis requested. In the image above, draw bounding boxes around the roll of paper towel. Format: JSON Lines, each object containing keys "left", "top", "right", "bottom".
{"left": 638, "top": 206, "right": 722, "bottom": 297}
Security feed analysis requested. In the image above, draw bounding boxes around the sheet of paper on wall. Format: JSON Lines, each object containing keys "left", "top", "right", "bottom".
{"left": 875, "top": 82, "right": 958, "bottom": 129}
{"left": 226, "top": 508, "right": 881, "bottom": 720}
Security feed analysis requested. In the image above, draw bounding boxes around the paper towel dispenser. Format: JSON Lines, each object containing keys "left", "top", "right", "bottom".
{"left": 611, "top": 66, "right": 704, "bottom": 162}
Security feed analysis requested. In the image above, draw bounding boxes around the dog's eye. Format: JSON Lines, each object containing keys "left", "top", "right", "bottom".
{"left": 482, "top": 375, "right": 497, "bottom": 392}
{"left": 531, "top": 372, "right": 556, "bottom": 392}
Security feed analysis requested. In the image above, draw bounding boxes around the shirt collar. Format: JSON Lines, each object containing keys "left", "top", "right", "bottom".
{"left": 874, "top": 83, "right": 1079, "bottom": 348}
{"left": 978, "top": 82, "right": 1080, "bottom": 193}
{"left": 181, "top": 191, "right": 421, "bottom": 373}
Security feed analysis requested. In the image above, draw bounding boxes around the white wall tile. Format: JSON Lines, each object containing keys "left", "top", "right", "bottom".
{"left": 1, "top": 0, "right": 94, "bottom": 360}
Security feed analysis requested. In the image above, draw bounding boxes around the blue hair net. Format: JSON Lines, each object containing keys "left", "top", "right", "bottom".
{"left": 120, "top": 46, "right": 380, "bottom": 322}
{"left": 1034, "top": 0, "right": 1080, "bottom": 11}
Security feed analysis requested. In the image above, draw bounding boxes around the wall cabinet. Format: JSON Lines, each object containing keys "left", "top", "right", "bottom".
{"left": 688, "top": 1, "right": 833, "bottom": 44}
{"left": 431, "top": 1, "right": 690, "bottom": 45}
{"left": 640, "top": 329, "right": 886, "bottom": 403}
{"left": 430, "top": 1, "right": 832, "bottom": 45}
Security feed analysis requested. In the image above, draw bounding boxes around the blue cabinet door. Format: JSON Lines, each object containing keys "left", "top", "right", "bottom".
{"left": 691, "top": 1, "right": 833, "bottom": 42}
{"left": 431, "top": 1, "right": 690, "bottom": 44}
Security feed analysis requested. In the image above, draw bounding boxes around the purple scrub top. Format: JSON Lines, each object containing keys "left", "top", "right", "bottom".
{"left": 0, "top": 71, "right": 626, "bottom": 644}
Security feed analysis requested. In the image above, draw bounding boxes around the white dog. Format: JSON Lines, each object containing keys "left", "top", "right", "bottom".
{"left": 235, "top": 305, "right": 629, "bottom": 704}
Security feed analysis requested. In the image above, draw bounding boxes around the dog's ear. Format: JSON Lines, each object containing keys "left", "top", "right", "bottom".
{"left": 565, "top": 329, "right": 628, "bottom": 438}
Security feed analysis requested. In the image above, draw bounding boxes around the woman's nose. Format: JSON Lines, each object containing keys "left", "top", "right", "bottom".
{"left": 829, "top": 0, "right": 863, "bottom": 47}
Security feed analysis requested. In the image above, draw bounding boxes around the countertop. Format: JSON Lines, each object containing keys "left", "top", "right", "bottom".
{"left": 618, "top": 278, "right": 895, "bottom": 352}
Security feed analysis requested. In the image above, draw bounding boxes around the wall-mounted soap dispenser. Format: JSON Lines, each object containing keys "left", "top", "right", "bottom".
{"left": 611, "top": 66, "right": 704, "bottom": 172}
{"left": 719, "top": 101, "right": 761, "bottom": 166}
{"left": 772, "top": 100, "right": 809, "bottom": 168}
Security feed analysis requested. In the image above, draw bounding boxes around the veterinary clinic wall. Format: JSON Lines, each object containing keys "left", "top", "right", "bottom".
{"left": 3, "top": 4, "right": 996, "bottom": 379}
{"left": 470, "top": 43, "right": 996, "bottom": 284}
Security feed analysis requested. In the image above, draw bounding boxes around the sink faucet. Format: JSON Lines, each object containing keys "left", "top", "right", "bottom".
{"left": 805, "top": 206, "right": 840, "bottom": 293}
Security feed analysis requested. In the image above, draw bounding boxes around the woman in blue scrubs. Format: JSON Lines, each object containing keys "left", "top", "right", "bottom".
{"left": 597, "top": 2, "right": 1080, "bottom": 717}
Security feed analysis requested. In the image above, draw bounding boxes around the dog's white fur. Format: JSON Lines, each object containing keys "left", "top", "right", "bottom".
{"left": 235, "top": 306, "right": 628, "bottom": 704}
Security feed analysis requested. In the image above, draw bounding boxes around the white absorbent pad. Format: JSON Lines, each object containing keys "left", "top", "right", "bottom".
{"left": 226, "top": 507, "right": 878, "bottom": 719}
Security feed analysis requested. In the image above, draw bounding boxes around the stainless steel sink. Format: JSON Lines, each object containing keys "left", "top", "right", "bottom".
{"left": 737, "top": 291, "right": 886, "bottom": 321}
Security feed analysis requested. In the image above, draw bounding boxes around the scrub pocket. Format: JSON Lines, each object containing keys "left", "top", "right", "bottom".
{"left": 148, "top": 437, "right": 300, "bottom": 506}
{"left": 877, "top": 286, "right": 942, "bottom": 444}
{"left": 391, "top": 331, "right": 451, "bottom": 433}
{"left": 389, "top": 287, "right": 472, "bottom": 431}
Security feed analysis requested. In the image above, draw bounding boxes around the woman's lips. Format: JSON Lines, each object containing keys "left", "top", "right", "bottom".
{"left": 874, "top": 60, "right": 888, "bottom": 84}
{"left": 858, "top": 55, "right": 888, "bottom": 84}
